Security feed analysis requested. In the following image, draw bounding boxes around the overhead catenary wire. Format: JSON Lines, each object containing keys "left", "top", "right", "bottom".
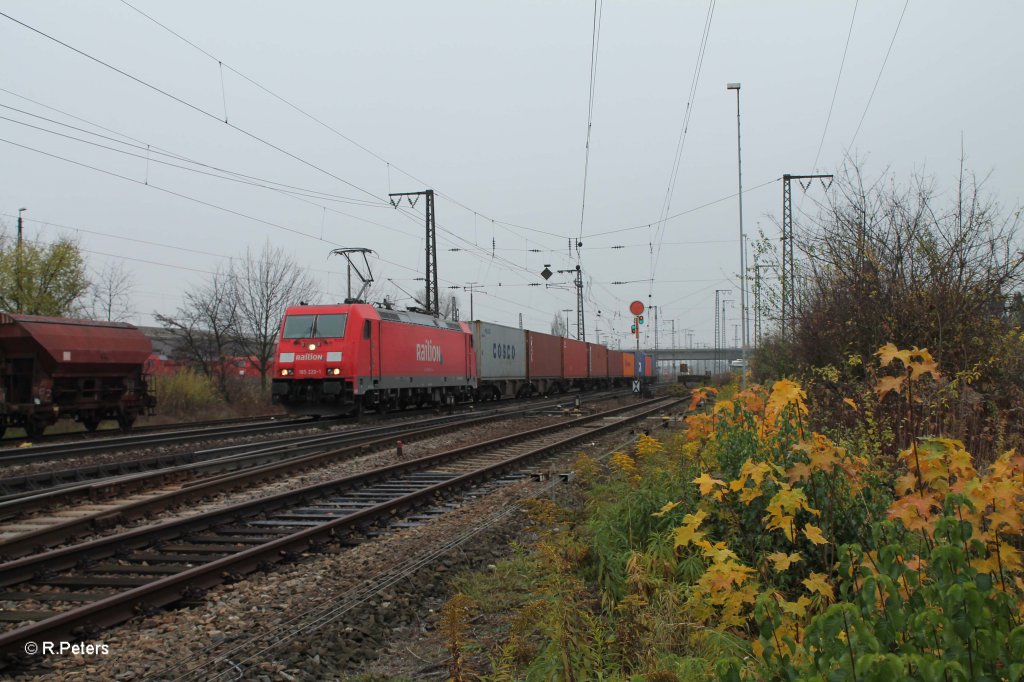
{"left": 577, "top": 0, "right": 604, "bottom": 248}
{"left": 0, "top": 10, "right": 385, "bottom": 203}
{"left": 812, "top": 0, "right": 859, "bottom": 171}
{"left": 0, "top": 107, "right": 391, "bottom": 208}
{"left": 0, "top": 127, "right": 575, "bottom": 326}
{"left": 0, "top": 100, "right": 570, "bottom": 308}
{"left": 115, "top": 0, "right": 569, "bottom": 244}
{"left": 848, "top": 0, "right": 910, "bottom": 149}
{"left": 0, "top": 90, "right": 572, "bottom": 295}
{"left": 649, "top": 0, "right": 716, "bottom": 296}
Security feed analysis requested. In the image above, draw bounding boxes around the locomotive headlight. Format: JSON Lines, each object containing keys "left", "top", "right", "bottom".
{"left": 308, "top": 343, "right": 316, "bottom": 351}
{"left": 329, "top": 368, "right": 341, "bottom": 375}
{"left": 280, "top": 368, "right": 293, "bottom": 376}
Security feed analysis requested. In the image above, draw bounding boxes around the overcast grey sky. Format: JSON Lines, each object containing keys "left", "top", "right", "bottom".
{"left": 1, "top": 1, "right": 1020, "bottom": 349}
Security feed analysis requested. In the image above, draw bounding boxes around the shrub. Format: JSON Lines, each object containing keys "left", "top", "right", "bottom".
{"left": 150, "top": 368, "right": 223, "bottom": 416}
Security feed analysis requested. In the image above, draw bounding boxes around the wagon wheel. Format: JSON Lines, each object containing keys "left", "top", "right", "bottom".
{"left": 82, "top": 417, "right": 102, "bottom": 432}
{"left": 0, "top": 426, "right": 6, "bottom": 440}
{"left": 23, "top": 418, "right": 46, "bottom": 439}
{"left": 117, "top": 412, "right": 137, "bottom": 432}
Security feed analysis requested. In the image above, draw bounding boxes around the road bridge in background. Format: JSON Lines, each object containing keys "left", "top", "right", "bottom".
{"left": 620, "top": 347, "right": 751, "bottom": 376}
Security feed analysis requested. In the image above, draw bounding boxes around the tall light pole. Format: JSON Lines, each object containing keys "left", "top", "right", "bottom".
{"left": 727, "top": 82, "right": 748, "bottom": 388}
{"left": 16, "top": 207, "right": 26, "bottom": 313}
{"left": 561, "top": 308, "right": 573, "bottom": 337}
{"left": 721, "top": 299, "right": 733, "bottom": 374}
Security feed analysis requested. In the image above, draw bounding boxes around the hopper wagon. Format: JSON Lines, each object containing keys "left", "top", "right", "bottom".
{"left": 0, "top": 313, "right": 156, "bottom": 437}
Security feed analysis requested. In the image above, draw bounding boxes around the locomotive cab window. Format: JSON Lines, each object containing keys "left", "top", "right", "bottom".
{"left": 282, "top": 314, "right": 347, "bottom": 339}
{"left": 282, "top": 315, "right": 315, "bottom": 339}
{"left": 315, "top": 314, "right": 347, "bottom": 338}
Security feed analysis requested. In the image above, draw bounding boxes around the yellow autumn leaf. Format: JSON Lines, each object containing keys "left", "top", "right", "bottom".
{"left": 766, "top": 379, "right": 808, "bottom": 424}
{"left": 693, "top": 472, "right": 727, "bottom": 496}
{"left": 672, "top": 510, "right": 708, "bottom": 549}
{"left": 765, "top": 513, "right": 796, "bottom": 542}
{"left": 787, "top": 461, "right": 812, "bottom": 483}
{"left": 651, "top": 500, "right": 681, "bottom": 518}
{"left": 767, "top": 551, "right": 803, "bottom": 571}
{"left": 843, "top": 397, "right": 859, "bottom": 412}
{"left": 802, "top": 572, "right": 834, "bottom": 601}
{"left": 875, "top": 375, "right": 905, "bottom": 398}
{"left": 803, "top": 523, "right": 829, "bottom": 546}
{"left": 713, "top": 399, "right": 735, "bottom": 416}
{"left": 908, "top": 347, "right": 941, "bottom": 380}
{"left": 738, "top": 486, "right": 764, "bottom": 503}
{"left": 876, "top": 342, "right": 911, "bottom": 368}
{"left": 779, "top": 595, "right": 812, "bottom": 618}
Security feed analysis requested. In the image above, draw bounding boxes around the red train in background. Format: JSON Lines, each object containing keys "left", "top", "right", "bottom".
{"left": 271, "top": 302, "right": 652, "bottom": 412}
{"left": 0, "top": 313, "right": 156, "bottom": 437}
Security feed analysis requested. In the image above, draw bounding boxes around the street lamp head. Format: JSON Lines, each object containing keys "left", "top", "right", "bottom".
{"left": 18, "top": 207, "right": 27, "bottom": 213}
{"left": 726, "top": 82, "right": 741, "bottom": 90}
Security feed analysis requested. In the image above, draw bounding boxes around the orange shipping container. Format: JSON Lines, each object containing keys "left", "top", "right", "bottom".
{"left": 622, "top": 352, "right": 635, "bottom": 377}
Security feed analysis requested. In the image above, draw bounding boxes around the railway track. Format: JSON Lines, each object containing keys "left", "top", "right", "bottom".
{"left": 0, "top": 416, "right": 327, "bottom": 467}
{"left": 0, "top": 388, "right": 624, "bottom": 468}
{"left": 0, "top": 389, "right": 623, "bottom": 514}
{"left": 0, "top": 409, "right": 521, "bottom": 558}
{"left": 0, "top": 396, "right": 679, "bottom": 661}
{"left": 0, "top": 413, "right": 292, "bottom": 445}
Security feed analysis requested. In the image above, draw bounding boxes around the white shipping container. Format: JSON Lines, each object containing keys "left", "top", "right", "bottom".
{"left": 473, "top": 321, "right": 527, "bottom": 380}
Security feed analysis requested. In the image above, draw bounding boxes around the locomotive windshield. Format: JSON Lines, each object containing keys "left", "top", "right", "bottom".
{"left": 282, "top": 315, "right": 315, "bottom": 339}
{"left": 315, "top": 314, "right": 347, "bottom": 337}
{"left": 282, "top": 313, "right": 347, "bottom": 339}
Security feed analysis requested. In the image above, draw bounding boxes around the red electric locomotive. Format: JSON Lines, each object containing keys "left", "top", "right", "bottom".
{"left": 271, "top": 303, "right": 476, "bottom": 412}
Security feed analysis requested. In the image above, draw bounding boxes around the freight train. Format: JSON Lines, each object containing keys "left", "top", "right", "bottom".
{"left": 271, "top": 302, "right": 654, "bottom": 412}
{"left": 0, "top": 313, "right": 156, "bottom": 437}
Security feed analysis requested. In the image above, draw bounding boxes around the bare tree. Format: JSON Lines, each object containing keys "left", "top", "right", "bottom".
{"left": 551, "top": 313, "right": 568, "bottom": 337}
{"left": 786, "top": 157, "right": 1024, "bottom": 373}
{"left": 232, "top": 242, "right": 320, "bottom": 390}
{"left": 441, "top": 293, "right": 461, "bottom": 321}
{"left": 88, "top": 261, "right": 135, "bottom": 321}
{"left": 155, "top": 266, "right": 238, "bottom": 400}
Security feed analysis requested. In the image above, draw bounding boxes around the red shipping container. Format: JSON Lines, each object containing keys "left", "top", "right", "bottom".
{"left": 525, "top": 330, "right": 562, "bottom": 379}
{"left": 378, "top": 319, "right": 474, "bottom": 381}
{"left": 607, "top": 350, "right": 625, "bottom": 377}
{"left": 622, "top": 352, "right": 635, "bottom": 377}
{"left": 588, "top": 343, "right": 608, "bottom": 378}
{"left": 644, "top": 355, "right": 653, "bottom": 377}
{"left": 562, "top": 338, "right": 588, "bottom": 379}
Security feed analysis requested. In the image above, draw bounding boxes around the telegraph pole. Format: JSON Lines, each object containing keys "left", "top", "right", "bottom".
{"left": 781, "top": 174, "right": 832, "bottom": 336}
{"left": 389, "top": 190, "right": 438, "bottom": 315}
